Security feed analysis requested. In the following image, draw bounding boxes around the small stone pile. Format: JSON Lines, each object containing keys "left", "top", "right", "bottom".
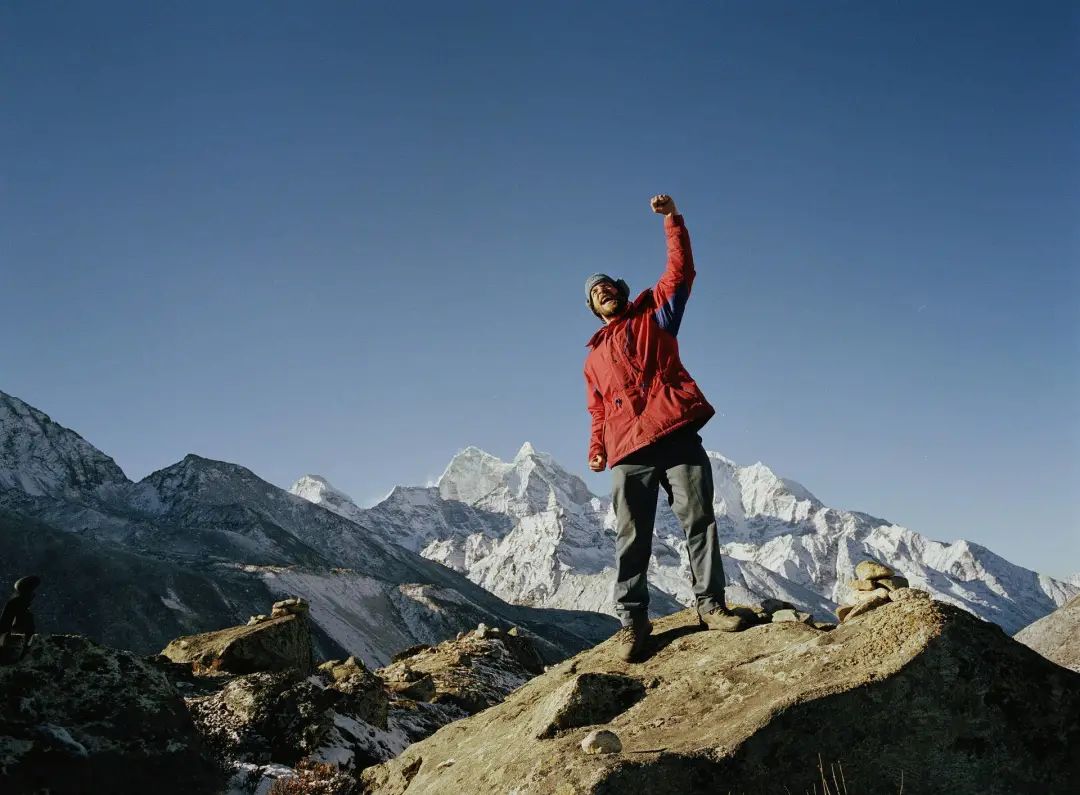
{"left": 836, "top": 559, "right": 930, "bottom": 622}
{"left": 247, "top": 596, "right": 310, "bottom": 625}
{"left": 723, "top": 598, "right": 830, "bottom": 630}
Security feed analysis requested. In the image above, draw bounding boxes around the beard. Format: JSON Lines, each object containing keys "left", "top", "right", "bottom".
{"left": 597, "top": 295, "right": 626, "bottom": 318}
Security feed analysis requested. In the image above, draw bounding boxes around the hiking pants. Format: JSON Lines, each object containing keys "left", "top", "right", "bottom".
{"left": 611, "top": 424, "right": 726, "bottom": 625}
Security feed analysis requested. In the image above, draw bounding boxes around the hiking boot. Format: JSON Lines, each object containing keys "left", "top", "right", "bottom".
{"left": 697, "top": 605, "right": 747, "bottom": 632}
{"left": 614, "top": 615, "right": 652, "bottom": 663}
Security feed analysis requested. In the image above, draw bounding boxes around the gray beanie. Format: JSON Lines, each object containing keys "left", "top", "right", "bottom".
{"left": 585, "top": 273, "right": 629, "bottom": 315}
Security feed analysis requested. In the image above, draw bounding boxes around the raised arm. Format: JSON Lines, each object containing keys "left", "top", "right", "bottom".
{"left": 649, "top": 194, "right": 695, "bottom": 336}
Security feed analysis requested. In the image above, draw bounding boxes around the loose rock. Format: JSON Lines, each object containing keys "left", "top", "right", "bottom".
{"left": 534, "top": 673, "right": 646, "bottom": 739}
{"left": 855, "top": 560, "right": 894, "bottom": 581}
{"left": 876, "top": 576, "right": 911, "bottom": 591}
{"left": 848, "top": 579, "right": 878, "bottom": 591}
{"left": 843, "top": 592, "right": 891, "bottom": 621}
{"left": 580, "top": 729, "right": 622, "bottom": 755}
{"left": 853, "top": 587, "right": 891, "bottom": 604}
{"left": 889, "top": 587, "right": 931, "bottom": 602}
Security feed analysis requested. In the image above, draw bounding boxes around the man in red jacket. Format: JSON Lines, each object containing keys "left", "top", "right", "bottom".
{"left": 584, "top": 194, "right": 744, "bottom": 663}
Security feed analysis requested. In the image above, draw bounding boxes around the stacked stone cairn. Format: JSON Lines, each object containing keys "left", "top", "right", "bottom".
{"left": 835, "top": 559, "right": 931, "bottom": 623}
{"left": 247, "top": 596, "right": 310, "bottom": 625}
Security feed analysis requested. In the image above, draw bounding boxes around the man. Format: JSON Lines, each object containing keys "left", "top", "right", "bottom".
{"left": 0, "top": 575, "right": 40, "bottom": 663}
{"left": 584, "top": 194, "right": 744, "bottom": 663}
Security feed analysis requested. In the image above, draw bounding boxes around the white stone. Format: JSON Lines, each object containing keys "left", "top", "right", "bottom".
{"left": 580, "top": 729, "right": 622, "bottom": 755}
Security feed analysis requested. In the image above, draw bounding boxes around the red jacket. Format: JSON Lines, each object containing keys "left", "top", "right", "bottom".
{"left": 584, "top": 214, "right": 715, "bottom": 469}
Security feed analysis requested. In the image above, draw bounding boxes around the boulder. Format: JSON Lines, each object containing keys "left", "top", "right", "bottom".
{"left": 580, "top": 729, "right": 622, "bottom": 755}
{"left": 362, "top": 600, "right": 1080, "bottom": 794}
{"left": 534, "top": 673, "right": 646, "bottom": 739}
{"left": 160, "top": 612, "right": 314, "bottom": 675}
{"left": 0, "top": 634, "right": 221, "bottom": 794}
{"left": 854, "top": 560, "right": 894, "bottom": 581}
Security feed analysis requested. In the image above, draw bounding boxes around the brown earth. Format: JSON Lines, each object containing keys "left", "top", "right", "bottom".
{"left": 360, "top": 599, "right": 1080, "bottom": 795}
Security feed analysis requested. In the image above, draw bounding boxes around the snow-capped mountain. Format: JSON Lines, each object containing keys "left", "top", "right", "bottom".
{"left": 0, "top": 391, "right": 616, "bottom": 666}
{"left": 294, "top": 443, "right": 1077, "bottom": 634}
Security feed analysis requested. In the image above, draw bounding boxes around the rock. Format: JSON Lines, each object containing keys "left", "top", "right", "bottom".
{"left": 376, "top": 625, "right": 539, "bottom": 716}
{"left": 876, "top": 576, "right": 911, "bottom": 591}
{"left": 813, "top": 622, "right": 837, "bottom": 631}
{"left": 314, "top": 657, "right": 389, "bottom": 728}
{"left": 361, "top": 602, "right": 1080, "bottom": 794}
{"left": 889, "top": 587, "right": 931, "bottom": 603}
{"left": 843, "top": 592, "right": 891, "bottom": 621}
{"left": 771, "top": 609, "right": 800, "bottom": 623}
{"left": 848, "top": 578, "right": 878, "bottom": 591}
{"left": 391, "top": 644, "right": 433, "bottom": 663}
{"left": 855, "top": 560, "right": 894, "bottom": 581}
{"left": 508, "top": 627, "right": 521, "bottom": 636}
{"left": 760, "top": 598, "right": 795, "bottom": 614}
{"left": 730, "top": 604, "right": 769, "bottom": 625}
{"left": 270, "top": 597, "right": 310, "bottom": 619}
{"left": 534, "top": 673, "right": 646, "bottom": 738}
{"left": 835, "top": 604, "right": 854, "bottom": 622}
{"left": 160, "top": 611, "right": 314, "bottom": 675}
{"left": 0, "top": 634, "right": 221, "bottom": 794}
{"left": 580, "top": 729, "right": 622, "bottom": 755}
{"left": 1015, "top": 595, "right": 1080, "bottom": 673}
{"left": 387, "top": 672, "right": 437, "bottom": 702}
{"left": 188, "top": 660, "right": 391, "bottom": 769}
{"left": 853, "top": 587, "right": 891, "bottom": 604}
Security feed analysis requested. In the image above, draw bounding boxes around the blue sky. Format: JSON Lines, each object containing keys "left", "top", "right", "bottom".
{"left": 2, "top": 2, "right": 1077, "bottom": 577}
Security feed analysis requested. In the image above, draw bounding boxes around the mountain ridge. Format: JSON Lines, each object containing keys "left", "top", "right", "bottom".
{"left": 294, "top": 441, "right": 1077, "bottom": 634}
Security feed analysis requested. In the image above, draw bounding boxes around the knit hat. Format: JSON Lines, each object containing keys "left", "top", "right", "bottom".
{"left": 585, "top": 273, "right": 629, "bottom": 317}
{"left": 14, "top": 575, "right": 41, "bottom": 595}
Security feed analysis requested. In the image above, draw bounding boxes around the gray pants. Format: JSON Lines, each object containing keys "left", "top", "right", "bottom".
{"left": 611, "top": 424, "right": 726, "bottom": 625}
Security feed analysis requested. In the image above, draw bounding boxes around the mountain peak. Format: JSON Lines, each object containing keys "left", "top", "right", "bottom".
{"left": 0, "top": 390, "right": 129, "bottom": 498}
{"left": 289, "top": 474, "right": 365, "bottom": 523}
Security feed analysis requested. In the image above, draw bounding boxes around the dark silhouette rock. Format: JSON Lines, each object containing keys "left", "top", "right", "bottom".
{"left": 0, "top": 634, "right": 221, "bottom": 794}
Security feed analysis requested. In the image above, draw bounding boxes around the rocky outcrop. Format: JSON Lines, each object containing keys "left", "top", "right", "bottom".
{"left": 0, "top": 634, "right": 222, "bottom": 794}
{"left": 377, "top": 623, "right": 540, "bottom": 717}
{"left": 160, "top": 597, "right": 315, "bottom": 674}
{"left": 1015, "top": 594, "right": 1080, "bottom": 672}
{"left": 186, "top": 661, "right": 391, "bottom": 769}
{"left": 361, "top": 598, "right": 1080, "bottom": 794}
{"left": 212, "top": 621, "right": 550, "bottom": 792}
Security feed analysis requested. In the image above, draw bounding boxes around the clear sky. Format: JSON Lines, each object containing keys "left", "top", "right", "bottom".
{"left": 2, "top": 2, "right": 1077, "bottom": 578}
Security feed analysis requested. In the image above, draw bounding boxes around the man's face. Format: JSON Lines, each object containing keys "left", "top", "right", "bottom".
{"left": 590, "top": 281, "right": 625, "bottom": 320}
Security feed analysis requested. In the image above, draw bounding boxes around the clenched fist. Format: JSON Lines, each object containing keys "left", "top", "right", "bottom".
{"left": 650, "top": 194, "right": 678, "bottom": 216}
{"left": 589, "top": 453, "right": 606, "bottom": 472}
